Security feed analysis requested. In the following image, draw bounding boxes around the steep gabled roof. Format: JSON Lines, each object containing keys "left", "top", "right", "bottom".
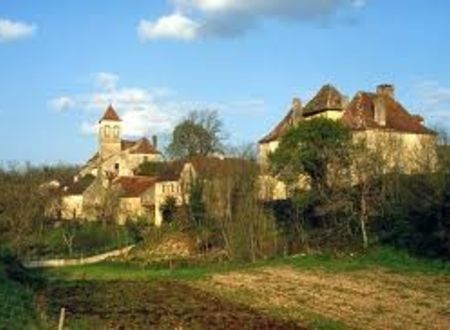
{"left": 129, "top": 138, "right": 160, "bottom": 154}
{"left": 188, "top": 156, "right": 257, "bottom": 179}
{"left": 156, "top": 161, "right": 186, "bottom": 182}
{"left": 302, "top": 84, "right": 346, "bottom": 116}
{"left": 99, "top": 105, "right": 121, "bottom": 123}
{"left": 121, "top": 139, "right": 137, "bottom": 151}
{"left": 259, "top": 84, "right": 346, "bottom": 144}
{"left": 259, "top": 109, "right": 294, "bottom": 144}
{"left": 121, "top": 138, "right": 160, "bottom": 154}
{"left": 115, "top": 176, "right": 156, "bottom": 197}
{"left": 342, "top": 92, "right": 433, "bottom": 134}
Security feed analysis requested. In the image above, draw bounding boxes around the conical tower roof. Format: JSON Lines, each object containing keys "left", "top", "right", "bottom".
{"left": 99, "top": 105, "right": 121, "bottom": 123}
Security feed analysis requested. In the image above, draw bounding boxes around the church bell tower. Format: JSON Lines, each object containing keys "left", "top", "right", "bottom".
{"left": 98, "top": 105, "right": 122, "bottom": 160}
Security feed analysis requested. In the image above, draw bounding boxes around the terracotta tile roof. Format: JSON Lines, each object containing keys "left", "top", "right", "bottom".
{"left": 156, "top": 161, "right": 186, "bottom": 182}
{"left": 302, "top": 84, "right": 346, "bottom": 116}
{"left": 115, "top": 176, "right": 156, "bottom": 197}
{"left": 259, "top": 109, "right": 294, "bottom": 144}
{"left": 99, "top": 105, "right": 121, "bottom": 123}
{"left": 342, "top": 92, "right": 433, "bottom": 134}
{"left": 259, "top": 84, "right": 346, "bottom": 144}
{"left": 188, "top": 156, "right": 257, "bottom": 179}
{"left": 121, "top": 139, "right": 137, "bottom": 151}
{"left": 259, "top": 85, "right": 434, "bottom": 145}
{"left": 121, "top": 138, "right": 160, "bottom": 154}
{"left": 129, "top": 138, "right": 160, "bottom": 154}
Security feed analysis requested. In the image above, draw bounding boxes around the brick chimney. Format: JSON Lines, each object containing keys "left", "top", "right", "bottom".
{"left": 152, "top": 135, "right": 158, "bottom": 149}
{"left": 373, "top": 97, "right": 387, "bottom": 127}
{"left": 376, "top": 84, "right": 395, "bottom": 99}
{"left": 292, "top": 97, "right": 303, "bottom": 123}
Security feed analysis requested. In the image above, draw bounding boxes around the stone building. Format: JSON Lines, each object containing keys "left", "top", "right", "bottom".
{"left": 59, "top": 105, "right": 172, "bottom": 225}
{"left": 259, "top": 84, "right": 436, "bottom": 199}
{"left": 79, "top": 105, "right": 163, "bottom": 178}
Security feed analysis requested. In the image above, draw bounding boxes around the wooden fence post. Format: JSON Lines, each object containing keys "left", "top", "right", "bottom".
{"left": 58, "top": 307, "right": 65, "bottom": 330}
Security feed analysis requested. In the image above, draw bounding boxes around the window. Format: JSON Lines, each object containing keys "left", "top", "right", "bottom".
{"left": 143, "top": 156, "right": 148, "bottom": 162}
{"left": 113, "top": 126, "right": 119, "bottom": 137}
{"left": 105, "top": 125, "right": 111, "bottom": 137}
{"left": 114, "top": 163, "right": 120, "bottom": 171}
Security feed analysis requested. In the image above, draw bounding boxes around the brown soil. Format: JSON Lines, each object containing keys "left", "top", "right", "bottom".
{"left": 196, "top": 266, "right": 450, "bottom": 330}
{"left": 44, "top": 280, "right": 305, "bottom": 329}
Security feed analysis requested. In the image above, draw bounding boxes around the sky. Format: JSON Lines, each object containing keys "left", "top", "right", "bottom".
{"left": 1, "top": 0, "right": 450, "bottom": 164}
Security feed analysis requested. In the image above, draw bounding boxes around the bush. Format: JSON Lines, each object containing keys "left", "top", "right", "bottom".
{"left": 21, "top": 221, "right": 136, "bottom": 259}
{"left": 376, "top": 173, "right": 450, "bottom": 260}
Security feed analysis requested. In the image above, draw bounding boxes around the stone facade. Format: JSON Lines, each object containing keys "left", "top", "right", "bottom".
{"left": 60, "top": 105, "right": 171, "bottom": 225}
{"left": 259, "top": 84, "right": 436, "bottom": 199}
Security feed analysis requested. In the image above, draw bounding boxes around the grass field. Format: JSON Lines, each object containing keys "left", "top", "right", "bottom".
{"left": 0, "top": 263, "right": 41, "bottom": 329}
{"left": 40, "top": 248, "right": 450, "bottom": 329}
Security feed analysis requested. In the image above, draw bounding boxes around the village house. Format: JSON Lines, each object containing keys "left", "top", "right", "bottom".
{"left": 57, "top": 105, "right": 251, "bottom": 226}
{"left": 59, "top": 105, "right": 174, "bottom": 225}
{"left": 259, "top": 84, "right": 436, "bottom": 199}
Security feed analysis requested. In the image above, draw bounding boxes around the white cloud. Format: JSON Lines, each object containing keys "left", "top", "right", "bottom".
{"left": 0, "top": 18, "right": 36, "bottom": 42}
{"left": 141, "top": 0, "right": 367, "bottom": 41}
{"left": 49, "top": 96, "right": 76, "bottom": 112}
{"left": 138, "top": 13, "right": 200, "bottom": 42}
{"left": 52, "top": 72, "right": 183, "bottom": 137}
{"left": 53, "top": 72, "right": 267, "bottom": 143}
{"left": 412, "top": 80, "right": 450, "bottom": 129}
{"left": 95, "top": 72, "right": 119, "bottom": 90}
{"left": 81, "top": 122, "right": 99, "bottom": 135}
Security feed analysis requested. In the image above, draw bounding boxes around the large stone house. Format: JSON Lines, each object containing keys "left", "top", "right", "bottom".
{"left": 259, "top": 84, "right": 436, "bottom": 199}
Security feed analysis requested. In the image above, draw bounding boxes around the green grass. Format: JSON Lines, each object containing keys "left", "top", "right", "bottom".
{"left": 43, "top": 247, "right": 450, "bottom": 282}
{"left": 0, "top": 263, "right": 41, "bottom": 329}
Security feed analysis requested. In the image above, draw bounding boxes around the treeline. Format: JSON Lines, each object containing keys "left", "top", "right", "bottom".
{"left": 266, "top": 118, "right": 450, "bottom": 260}
{"left": 158, "top": 114, "right": 450, "bottom": 261}
{"left": 0, "top": 163, "right": 78, "bottom": 256}
{"left": 1, "top": 112, "right": 449, "bottom": 263}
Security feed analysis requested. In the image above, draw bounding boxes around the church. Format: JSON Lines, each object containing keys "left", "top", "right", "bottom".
{"left": 78, "top": 105, "right": 163, "bottom": 178}
{"left": 58, "top": 106, "right": 181, "bottom": 226}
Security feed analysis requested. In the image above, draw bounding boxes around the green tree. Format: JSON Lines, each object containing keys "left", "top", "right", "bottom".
{"left": 269, "top": 117, "right": 352, "bottom": 192}
{"left": 167, "top": 110, "right": 225, "bottom": 159}
{"left": 160, "top": 196, "right": 178, "bottom": 224}
{"left": 136, "top": 161, "right": 166, "bottom": 177}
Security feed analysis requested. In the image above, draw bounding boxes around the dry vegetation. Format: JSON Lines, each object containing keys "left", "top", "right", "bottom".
{"left": 196, "top": 266, "right": 450, "bottom": 329}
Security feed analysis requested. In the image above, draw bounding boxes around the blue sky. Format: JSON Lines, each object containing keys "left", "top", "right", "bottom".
{"left": 1, "top": 0, "right": 450, "bottom": 164}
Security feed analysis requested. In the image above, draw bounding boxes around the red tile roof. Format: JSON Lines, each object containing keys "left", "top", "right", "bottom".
{"left": 121, "top": 139, "right": 137, "bottom": 151}
{"left": 129, "top": 138, "right": 160, "bottom": 154}
{"left": 99, "top": 105, "right": 121, "bottom": 123}
{"left": 259, "top": 109, "right": 294, "bottom": 144}
{"left": 188, "top": 156, "right": 257, "bottom": 179}
{"left": 259, "top": 84, "right": 346, "bottom": 143}
{"left": 121, "top": 138, "right": 160, "bottom": 154}
{"left": 259, "top": 85, "right": 434, "bottom": 144}
{"left": 342, "top": 92, "right": 433, "bottom": 134}
{"left": 302, "top": 84, "right": 346, "bottom": 116}
{"left": 115, "top": 176, "right": 156, "bottom": 197}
